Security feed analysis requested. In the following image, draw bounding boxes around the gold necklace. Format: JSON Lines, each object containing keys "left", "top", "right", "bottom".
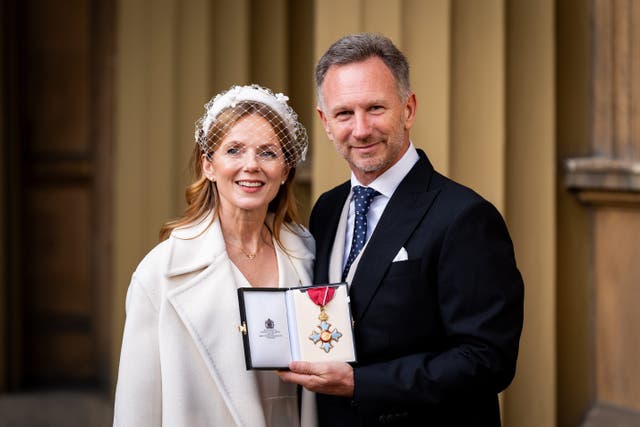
{"left": 223, "top": 223, "right": 270, "bottom": 261}
{"left": 227, "top": 239, "right": 260, "bottom": 260}
{"left": 228, "top": 232, "right": 269, "bottom": 260}
{"left": 239, "top": 246, "right": 258, "bottom": 260}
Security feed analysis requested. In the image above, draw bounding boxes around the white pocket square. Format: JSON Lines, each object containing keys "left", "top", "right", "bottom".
{"left": 392, "top": 247, "right": 409, "bottom": 262}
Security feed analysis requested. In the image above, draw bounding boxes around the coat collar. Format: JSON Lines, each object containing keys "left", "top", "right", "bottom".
{"left": 165, "top": 214, "right": 224, "bottom": 277}
{"left": 165, "top": 213, "right": 314, "bottom": 277}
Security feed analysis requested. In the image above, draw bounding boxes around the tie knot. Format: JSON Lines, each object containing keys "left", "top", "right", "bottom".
{"left": 353, "top": 185, "right": 378, "bottom": 198}
{"left": 352, "top": 186, "right": 379, "bottom": 215}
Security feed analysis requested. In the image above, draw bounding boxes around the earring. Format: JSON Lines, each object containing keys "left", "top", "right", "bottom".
{"left": 281, "top": 180, "right": 285, "bottom": 185}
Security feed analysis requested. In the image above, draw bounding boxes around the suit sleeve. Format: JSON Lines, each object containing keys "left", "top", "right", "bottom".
{"left": 353, "top": 199, "right": 524, "bottom": 405}
{"left": 309, "top": 192, "right": 326, "bottom": 237}
{"left": 113, "top": 276, "right": 162, "bottom": 426}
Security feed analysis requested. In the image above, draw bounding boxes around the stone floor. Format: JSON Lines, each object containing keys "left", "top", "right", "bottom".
{"left": 0, "top": 391, "right": 112, "bottom": 427}
{"left": 582, "top": 403, "right": 640, "bottom": 427}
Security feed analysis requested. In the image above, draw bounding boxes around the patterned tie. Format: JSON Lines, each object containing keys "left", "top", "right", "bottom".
{"left": 342, "top": 186, "right": 380, "bottom": 281}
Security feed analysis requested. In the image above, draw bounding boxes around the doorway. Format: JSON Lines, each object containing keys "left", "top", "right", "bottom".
{"left": 2, "top": 0, "right": 114, "bottom": 422}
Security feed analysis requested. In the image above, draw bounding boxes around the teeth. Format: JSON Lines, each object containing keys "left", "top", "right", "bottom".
{"left": 238, "top": 181, "right": 263, "bottom": 187}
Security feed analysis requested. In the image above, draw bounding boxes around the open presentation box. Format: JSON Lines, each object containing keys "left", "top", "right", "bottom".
{"left": 237, "top": 283, "right": 356, "bottom": 370}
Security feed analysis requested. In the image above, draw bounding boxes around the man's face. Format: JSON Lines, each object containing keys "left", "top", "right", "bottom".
{"left": 317, "top": 56, "right": 416, "bottom": 185}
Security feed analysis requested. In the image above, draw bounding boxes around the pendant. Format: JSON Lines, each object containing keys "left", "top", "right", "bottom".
{"left": 309, "top": 307, "right": 343, "bottom": 353}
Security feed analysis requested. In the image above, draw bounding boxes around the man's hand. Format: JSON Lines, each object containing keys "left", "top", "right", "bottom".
{"left": 277, "top": 361, "right": 354, "bottom": 397}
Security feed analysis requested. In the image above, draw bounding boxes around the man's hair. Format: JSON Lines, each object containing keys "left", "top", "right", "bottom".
{"left": 315, "top": 33, "right": 411, "bottom": 106}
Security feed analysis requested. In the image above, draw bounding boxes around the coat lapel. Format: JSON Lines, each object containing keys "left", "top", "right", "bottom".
{"left": 350, "top": 152, "right": 441, "bottom": 322}
{"left": 276, "top": 223, "right": 315, "bottom": 287}
{"left": 165, "top": 218, "right": 265, "bottom": 427}
{"left": 164, "top": 216, "right": 315, "bottom": 427}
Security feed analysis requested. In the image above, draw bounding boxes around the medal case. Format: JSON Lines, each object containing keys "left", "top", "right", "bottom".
{"left": 237, "top": 283, "right": 357, "bottom": 370}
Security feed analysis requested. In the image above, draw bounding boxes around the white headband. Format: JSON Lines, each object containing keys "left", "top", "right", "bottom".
{"left": 195, "top": 84, "right": 308, "bottom": 166}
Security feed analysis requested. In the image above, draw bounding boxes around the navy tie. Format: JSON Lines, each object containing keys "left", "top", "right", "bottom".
{"left": 342, "top": 186, "right": 380, "bottom": 281}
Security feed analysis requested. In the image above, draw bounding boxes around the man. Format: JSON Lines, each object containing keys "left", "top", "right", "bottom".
{"left": 278, "top": 33, "right": 524, "bottom": 426}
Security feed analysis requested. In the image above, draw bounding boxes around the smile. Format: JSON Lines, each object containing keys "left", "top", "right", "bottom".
{"left": 352, "top": 142, "right": 381, "bottom": 152}
{"left": 237, "top": 180, "right": 264, "bottom": 188}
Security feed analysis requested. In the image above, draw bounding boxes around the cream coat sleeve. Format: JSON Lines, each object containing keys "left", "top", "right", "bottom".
{"left": 113, "top": 276, "right": 162, "bottom": 426}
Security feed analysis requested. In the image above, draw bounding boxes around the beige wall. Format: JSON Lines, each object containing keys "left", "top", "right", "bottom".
{"left": 113, "top": 0, "right": 184, "bottom": 376}
{"left": 450, "top": 0, "right": 505, "bottom": 209}
{"left": 112, "top": 1, "right": 557, "bottom": 425}
{"left": 556, "top": 0, "right": 593, "bottom": 425}
{"left": 504, "top": 1, "right": 556, "bottom": 427}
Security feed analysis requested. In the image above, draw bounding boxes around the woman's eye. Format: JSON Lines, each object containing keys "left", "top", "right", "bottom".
{"left": 226, "top": 147, "right": 241, "bottom": 155}
{"left": 258, "top": 150, "right": 278, "bottom": 159}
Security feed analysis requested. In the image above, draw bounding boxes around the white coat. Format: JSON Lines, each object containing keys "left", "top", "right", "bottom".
{"left": 113, "top": 215, "right": 316, "bottom": 426}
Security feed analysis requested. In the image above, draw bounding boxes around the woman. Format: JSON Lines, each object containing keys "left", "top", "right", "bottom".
{"left": 113, "top": 85, "right": 316, "bottom": 427}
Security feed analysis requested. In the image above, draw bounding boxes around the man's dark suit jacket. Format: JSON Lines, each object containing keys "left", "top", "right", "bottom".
{"left": 309, "top": 150, "right": 524, "bottom": 427}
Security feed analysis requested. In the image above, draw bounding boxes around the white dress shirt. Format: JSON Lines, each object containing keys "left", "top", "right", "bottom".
{"left": 342, "top": 143, "right": 420, "bottom": 270}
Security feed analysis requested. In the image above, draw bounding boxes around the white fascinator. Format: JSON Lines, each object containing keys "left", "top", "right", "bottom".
{"left": 195, "top": 84, "right": 309, "bottom": 167}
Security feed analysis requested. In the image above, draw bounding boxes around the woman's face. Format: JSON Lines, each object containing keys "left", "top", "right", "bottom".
{"left": 203, "top": 113, "right": 289, "bottom": 216}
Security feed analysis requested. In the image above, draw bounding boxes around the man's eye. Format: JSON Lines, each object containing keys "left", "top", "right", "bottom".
{"left": 335, "top": 111, "right": 352, "bottom": 120}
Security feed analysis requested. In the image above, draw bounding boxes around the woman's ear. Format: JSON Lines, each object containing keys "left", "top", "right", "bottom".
{"left": 281, "top": 165, "right": 291, "bottom": 184}
{"left": 202, "top": 155, "right": 216, "bottom": 181}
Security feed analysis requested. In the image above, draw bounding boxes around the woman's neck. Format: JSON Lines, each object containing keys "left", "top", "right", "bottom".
{"left": 218, "top": 207, "right": 270, "bottom": 255}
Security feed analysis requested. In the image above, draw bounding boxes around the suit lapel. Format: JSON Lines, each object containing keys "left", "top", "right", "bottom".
{"left": 350, "top": 152, "right": 440, "bottom": 322}
{"left": 312, "top": 183, "right": 350, "bottom": 283}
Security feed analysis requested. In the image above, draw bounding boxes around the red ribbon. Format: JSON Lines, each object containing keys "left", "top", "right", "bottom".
{"left": 307, "top": 286, "right": 336, "bottom": 307}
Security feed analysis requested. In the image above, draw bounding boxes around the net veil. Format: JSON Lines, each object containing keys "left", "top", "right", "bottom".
{"left": 195, "top": 84, "right": 309, "bottom": 168}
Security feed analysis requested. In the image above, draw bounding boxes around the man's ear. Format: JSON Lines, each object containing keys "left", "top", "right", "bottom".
{"left": 317, "top": 107, "right": 334, "bottom": 141}
{"left": 403, "top": 93, "right": 417, "bottom": 131}
{"left": 202, "top": 155, "right": 215, "bottom": 181}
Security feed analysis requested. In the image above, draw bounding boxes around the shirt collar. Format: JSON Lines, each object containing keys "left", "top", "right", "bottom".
{"left": 350, "top": 142, "right": 420, "bottom": 198}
